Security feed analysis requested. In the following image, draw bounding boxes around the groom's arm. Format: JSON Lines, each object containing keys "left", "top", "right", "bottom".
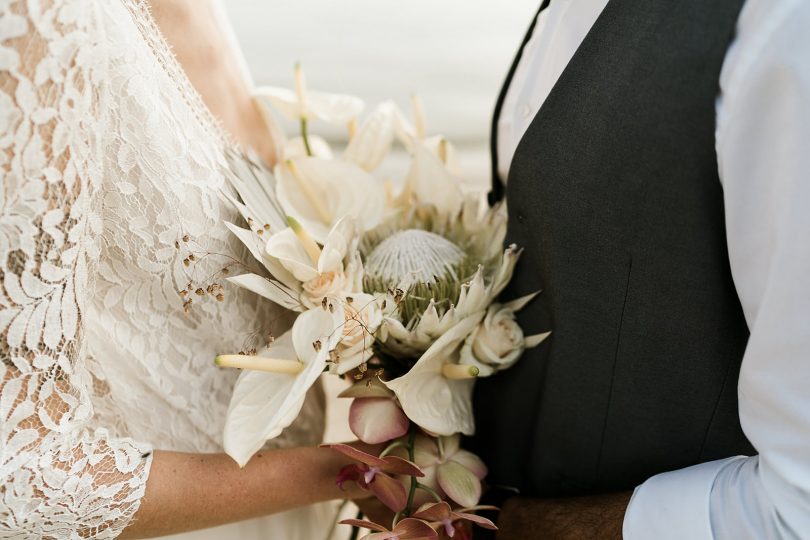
{"left": 492, "top": 492, "right": 630, "bottom": 540}
{"left": 624, "top": 2, "right": 810, "bottom": 539}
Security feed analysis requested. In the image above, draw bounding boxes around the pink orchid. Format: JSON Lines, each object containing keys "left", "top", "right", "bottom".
{"left": 340, "top": 518, "right": 437, "bottom": 540}
{"left": 328, "top": 444, "right": 424, "bottom": 512}
{"left": 412, "top": 502, "right": 497, "bottom": 538}
{"left": 394, "top": 434, "right": 487, "bottom": 508}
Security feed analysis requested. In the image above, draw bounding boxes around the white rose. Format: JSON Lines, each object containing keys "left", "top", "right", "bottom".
{"left": 460, "top": 303, "right": 527, "bottom": 377}
{"left": 301, "top": 270, "right": 348, "bottom": 309}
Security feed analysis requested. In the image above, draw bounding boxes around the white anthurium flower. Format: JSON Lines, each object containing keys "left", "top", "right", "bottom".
{"left": 221, "top": 306, "right": 343, "bottom": 467}
{"left": 275, "top": 157, "right": 385, "bottom": 244}
{"left": 401, "top": 141, "right": 465, "bottom": 217}
{"left": 343, "top": 101, "right": 397, "bottom": 172}
{"left": 253, "top": 65, "right": 364, "bottom": 125}
{"left": 265, "top": 217, "right": 362, "bottom": 309}
{"left": 385, "top": 313, "right": 484, "bottom": 436}
{"left": 391, "top": 96, "right": 490, "bottom": 212}
{"left": 460, "top": 293, "right": 550, "bottom": 377}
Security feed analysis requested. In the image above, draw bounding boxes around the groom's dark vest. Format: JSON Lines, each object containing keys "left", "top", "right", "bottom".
{"left": 473, "top": 0, "right": 754, "bottom": 497}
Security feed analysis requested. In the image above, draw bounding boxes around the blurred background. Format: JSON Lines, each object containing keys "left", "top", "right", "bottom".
{"left": 223, "top": 0, "right": 539, "bottom": 187}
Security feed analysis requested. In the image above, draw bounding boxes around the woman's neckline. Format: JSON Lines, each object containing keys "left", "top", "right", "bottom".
{"left": 122, "top": 0, "right": 241, "bottom": 154}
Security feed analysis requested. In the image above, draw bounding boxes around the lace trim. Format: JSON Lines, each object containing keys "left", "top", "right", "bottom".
{"left": 120, "top": 0, "right": 239, "bottom": 152}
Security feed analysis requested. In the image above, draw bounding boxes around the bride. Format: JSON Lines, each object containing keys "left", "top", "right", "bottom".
{"left": 0, "top": 0, "right": 366, "bottom": 538}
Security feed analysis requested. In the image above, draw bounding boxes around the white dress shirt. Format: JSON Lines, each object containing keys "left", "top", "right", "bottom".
{"left": 497, "top": 0, "right": 810, "bottom": 538}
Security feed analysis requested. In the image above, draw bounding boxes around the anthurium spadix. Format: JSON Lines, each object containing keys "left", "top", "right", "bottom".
{"left": 221, "top": 306, "right": 343, "bottom": 467}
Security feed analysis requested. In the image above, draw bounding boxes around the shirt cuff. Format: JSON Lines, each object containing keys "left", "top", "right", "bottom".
{"left": 622, "top": 456, "right": 747, "bottom": 540}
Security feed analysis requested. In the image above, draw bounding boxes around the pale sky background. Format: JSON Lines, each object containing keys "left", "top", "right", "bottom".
{"left": 223, "top": 1, "right": 539, "bottom": 184}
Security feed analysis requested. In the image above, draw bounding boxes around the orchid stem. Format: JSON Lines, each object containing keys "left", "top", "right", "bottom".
{"left": 300, "top": 117, "right": 313, "bottom": 156}
{"left": 416, "top": 482, "right": 443, "bottom": 503}
{"left": 404, "top": 427, "right": 418, "bottom": 517}
{"left": 379, "top": 440, "right": 407, "bottom": 458}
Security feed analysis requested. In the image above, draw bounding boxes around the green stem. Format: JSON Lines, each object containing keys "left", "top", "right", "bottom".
{"left": 379, "top": 440, "right": 407, "bottom": 458}
{"left": 416, "top": 482, "right": 443, "bottom": 503}
{"left": 404, "top": 428, "right": 418, "bottom": 517}
{"left": 300, "top": 117, "right": 313, "bottom": 156}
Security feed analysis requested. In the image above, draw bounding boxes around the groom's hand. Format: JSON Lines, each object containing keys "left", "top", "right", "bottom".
{"left": 494, "top": 491, "right": 632, "bottom": 540}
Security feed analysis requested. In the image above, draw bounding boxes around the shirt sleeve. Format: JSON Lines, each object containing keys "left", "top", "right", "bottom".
{"left": 0, "top": 1, "right": 153, "bottom": 537}
{"left": 623, "top": 0, "right": 810, "bottom": 538}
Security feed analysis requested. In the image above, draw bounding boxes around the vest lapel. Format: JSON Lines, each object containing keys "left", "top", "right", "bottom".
{"left": 489, "top": 0, "right": 551, "bottom": 203}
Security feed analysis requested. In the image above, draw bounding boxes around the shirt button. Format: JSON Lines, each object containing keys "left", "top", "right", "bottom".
{"left": 519, "top": 103, "right": 533, "bottom": 119}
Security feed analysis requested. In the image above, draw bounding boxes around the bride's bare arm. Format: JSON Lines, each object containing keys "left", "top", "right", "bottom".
{"left": 120, "top": 448, "right": 365, "bottom": 538}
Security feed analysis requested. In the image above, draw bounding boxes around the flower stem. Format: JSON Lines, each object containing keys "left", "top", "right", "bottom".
{"left": 416, "top": 482, "right": 443, "bottom": 503}
{"left": 379, "top": 440, "right": 407, "bottom": 458}
{"left": 404, "top": 427, "right": 418, "bottom": 517}
{"left": 300, "top": 117, "right": 313, "bottom": 156}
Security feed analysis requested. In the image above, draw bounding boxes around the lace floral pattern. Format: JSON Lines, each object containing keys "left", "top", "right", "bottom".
{"left": 0, "top": 0, "right": 324, "bottom": 536}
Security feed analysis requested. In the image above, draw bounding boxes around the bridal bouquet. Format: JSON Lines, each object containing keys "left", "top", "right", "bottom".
{"left": 216, "top": 66, "right": 549, "bottom": 539}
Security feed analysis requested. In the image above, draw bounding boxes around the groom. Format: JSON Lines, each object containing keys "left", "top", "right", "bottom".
{"left": 473, "top": 0, "right": 810, "bottom": 538}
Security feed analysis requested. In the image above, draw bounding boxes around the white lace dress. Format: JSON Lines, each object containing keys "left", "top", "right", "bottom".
{"left": 0, "top": 0, "right": 333, "bottom": 538}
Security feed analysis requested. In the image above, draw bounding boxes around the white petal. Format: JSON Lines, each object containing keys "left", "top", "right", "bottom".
{"left": 284, "top": 135, "right": 333, "bottom": 160}
{"left": 490, "top": 246, "right": 521, "bottom": 299}
{"left": 405, "top": 142, "right": 464, "bottom": 216}
{"left": 456, "top": 268, "right": 488, "bottom": 317}
{"left": 223, "top": 331, "right": 325, "bottom": 467}
{"left": 224, "top": 222, "right": 301, "bottom": 292}
{"left": 293, "top": 306, "right": 344, "bottom": 360}
{"left": 253, "top": 87, "right": 303, "bottom": 121}
{"left": 318, "top": 217, "right": 356, "bottom": 274}
{"left": 524, "top": 331, "right": 552, "bottom": 349}
{"left": 265, "top": 228, "right": 319, "bottom": 282}
{"left": 304, "top": 90, "right": 364, "bottom": 125}
{"left": 276, "top": 159, "right": 384, "bottom": 244}
{"left": 223, "top": 153, "right": 287, "bottom": 232}
{"left": 226, "top": 273, "right": 303, "bottom": 312}
{"left": 503, "top": 292, "right": 540, "bottom": 313}
{"left": 385, "top": 314, "right": 482, "bottom": 436}
{"left": 344, "top": 101, "right": 396, "bottom": 171}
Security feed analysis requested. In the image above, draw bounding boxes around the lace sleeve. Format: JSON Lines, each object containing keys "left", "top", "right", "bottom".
{"left": 0, "top": 1, "right": 153, "bottom": 537}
